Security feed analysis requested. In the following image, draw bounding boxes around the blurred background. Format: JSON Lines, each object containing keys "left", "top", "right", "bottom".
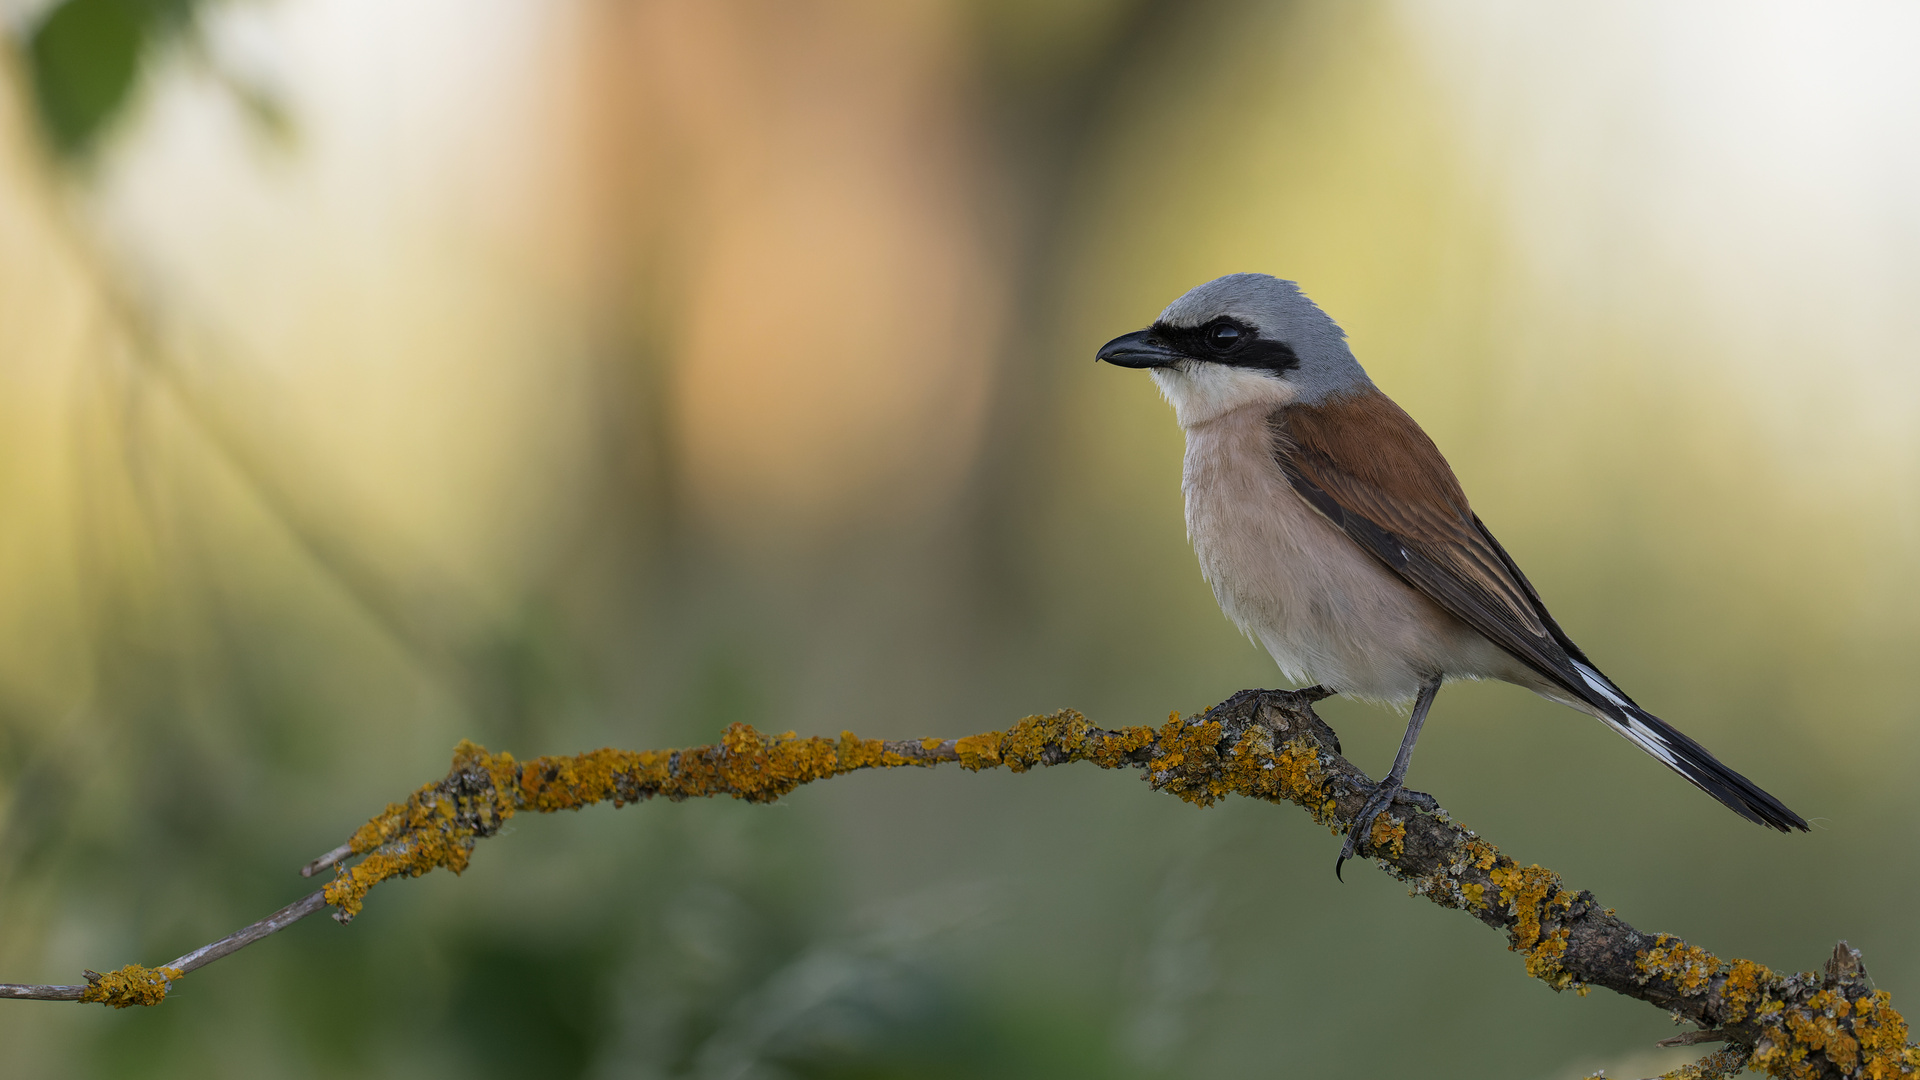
{"left": 1, "top": 0, "right": 1917, "bottom": 1076}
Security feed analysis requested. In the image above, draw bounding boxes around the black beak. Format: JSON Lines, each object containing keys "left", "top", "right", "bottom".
{"left": 1095, "top": 329, "right": 1183, "bottom": 369}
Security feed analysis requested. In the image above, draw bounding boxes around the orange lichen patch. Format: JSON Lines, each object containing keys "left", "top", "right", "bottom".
{"left": 518, "top": 747, "right": 643, "bottom": 811}
{"left": 1749, "top": 1019, "right": 1810, "bottom": 1079}
{"left": 1086, "top": 725, "right": 1155, "bottom": 769}
{"left": 1526, "top": 927, "right": 1573, "bottom": 989}
{"left": 1635, "top": 934, "right": 1718, "bottom": 996}
{"left": 80, "top": 964, "right": 181, "bottom": 1008}
{"left": 1851, "top": 992, "right": 1920, "bottom": 1079}
{"left": 831, "top": 732, "right": 904, "bottom": 771}
{"left": 1483, "top": 862, "right": 1581, "bottom": 989}
{"left": 1720, "top": 958, "right": 1775, "bottom": 1023}
{"left": 1746, "top": 989, "right": 1920, "bottom": 1080}
{"left": 1367, "top": 813, "right": 1406, "bottom": 860}
{"left": 1782, "top": 990, "right": 1858, "bottom": 1074}
{"left": 657, "top": 724, "right": 839, "bottom": 802}
{"left": 1000, "top": 710, "right": 1092, "bottom": 772}
{"left": 346, "top": 802, "right": 409, "bottom": 856}
{"left": 1228, "top": 725, "right": 1341, "bottom": 814}
{"left": 1489, "top": 863, "right": 1560, "bottom": 951}
{"left": 1270, "top": 739, "right": 1338, "bottom": 825}
{"left": 951, "top": 710, "right": 1102, "bottom": 772}
{"left": 954, "top": 731, "right": 1004, "bottom": 770}
{"left": 1147, "top": 715, "right": 1229, "bottom": 806}
{"left": 1460, "top": 881, "right": 1487, "bottom": 910}
{"left": 324, "top": 818, "right": 476, "bottom": 918}
{"left": 457, "top": 740, "right": 521, "bottom": 805}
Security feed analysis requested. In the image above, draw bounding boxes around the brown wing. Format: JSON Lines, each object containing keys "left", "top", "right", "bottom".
{"left": 1270, "top": 389, "right": 1585, "bottom": 696}
{"left": 1270, "top": 389, "right": 1809, "bottom": 832}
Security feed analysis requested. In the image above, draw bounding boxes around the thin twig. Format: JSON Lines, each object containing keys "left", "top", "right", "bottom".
{"left": 0, "top": 891, "right": 327, "bottom": 1002}
{"left": 162, "top": 891, "right": 328, "bottom": 973}
{"left": 0, "top": 982, "right": 83, "bottom": 1001}
{"left": 299, "top": 844, "right": 354, "bottom": 878}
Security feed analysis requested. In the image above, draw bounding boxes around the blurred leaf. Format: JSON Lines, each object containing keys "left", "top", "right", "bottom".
{"left": 25, "top": 0, "right": 199, "bottom": 159}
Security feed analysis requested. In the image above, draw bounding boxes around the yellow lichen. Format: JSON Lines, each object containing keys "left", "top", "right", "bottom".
{"left": 1526, "top": 927, "right": 1573, "bottom": 988}
{"left": 1218, "top": 727, "right": 1276, "bottom": 800}
{"left": 1087, "top": 725, "right": 1155, "bottom": 769}
{"left": 80, "top": 964, "right": 181, "bottom": 1008}
{"left": 1271, "top": 739, "right": 1339, "bottom": 824}
{"left": 1634, "top": 934, "right": 1718, "bottom": 996}
{"left": 1367, "top": 813, "right": 1406, "bottom": 860}
{"left": 834, "top": 732, "right": 896, "bottom": 771}
{"left": 1149, "top": 714, "right": 1229, "bottom": 805}
{"left": 1461, "top": 837, "right": 1499, "bottom": 872}
{"left": 1784, "top": 990, "right": 1857, "bottom": 1073}
{"left": 1004, "top": 710, "right": 1089, "bottom": 771}
{"left": 1720, "top": 958, "right": 1774, "bottom": 1023}
{"left": 1479, "top": 862, "right": 1583, "bottom": 989}
{"left": 951, "top": 710, "right": 1101, "bottom": 772}
{"left": 954, "top": 731, "right": 1004, "bottom": 770}
{"left": 1488, "top": 863, "right": 1559, "bottom": 950}
{"left": 1845, "top": 991, "right": 1920, "bottom": 1080}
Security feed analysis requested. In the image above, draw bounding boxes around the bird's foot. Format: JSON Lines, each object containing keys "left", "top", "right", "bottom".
{"left": 1334, "top": 777, "right": 1431, "bottom": 881}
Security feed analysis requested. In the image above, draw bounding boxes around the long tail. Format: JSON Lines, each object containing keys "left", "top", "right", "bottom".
{"left": 1570, "top": 658, "right": 1808, "bottom": 832}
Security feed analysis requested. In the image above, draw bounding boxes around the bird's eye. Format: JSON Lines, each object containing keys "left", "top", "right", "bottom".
{"left": 1207, "top": 322, "right": 1243, "bottom": 349}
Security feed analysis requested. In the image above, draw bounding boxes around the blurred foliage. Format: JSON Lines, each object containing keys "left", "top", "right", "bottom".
{"left": 24, "top": 0, "right": 201, "bottom": 158}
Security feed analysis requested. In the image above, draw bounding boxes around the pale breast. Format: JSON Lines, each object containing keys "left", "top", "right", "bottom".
{"left": 1181, "top": 406, "right": 1516, "bottom": 703}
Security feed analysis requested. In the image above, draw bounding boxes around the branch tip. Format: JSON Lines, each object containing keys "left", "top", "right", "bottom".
{"left": 300, "top": 843, "right": 354, "bottom": 878}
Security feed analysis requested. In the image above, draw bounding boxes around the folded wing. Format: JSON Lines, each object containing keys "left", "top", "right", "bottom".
{"left": 1270, "top": 390, "right": 1807, "bottom": 832}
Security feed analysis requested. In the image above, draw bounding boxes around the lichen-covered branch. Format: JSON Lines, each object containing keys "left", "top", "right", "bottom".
{"left": 2, "top": 690, "right": 1909, "bottom": 1078}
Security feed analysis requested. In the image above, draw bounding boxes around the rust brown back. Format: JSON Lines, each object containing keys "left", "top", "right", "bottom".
{"left": 1272, "top": 387, "right": 1551, "bottom": 643}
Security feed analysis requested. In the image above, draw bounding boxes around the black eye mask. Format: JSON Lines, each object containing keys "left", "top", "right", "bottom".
{"left": 1148, "top": 317, "right": 1301, "bottom": 375}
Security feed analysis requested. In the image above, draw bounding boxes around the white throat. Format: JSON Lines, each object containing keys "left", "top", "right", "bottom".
{"left": 1150, "top": 363, "right": 1299, "bottom": 428}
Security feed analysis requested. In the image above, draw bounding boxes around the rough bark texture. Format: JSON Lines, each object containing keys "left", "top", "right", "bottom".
{"left": 4, "top": 689, "right": 1910, "bottom": 1079}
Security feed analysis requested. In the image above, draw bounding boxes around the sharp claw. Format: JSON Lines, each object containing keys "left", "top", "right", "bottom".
{"left": 1335, "top": 777, "right": 1408, "bottom": 881}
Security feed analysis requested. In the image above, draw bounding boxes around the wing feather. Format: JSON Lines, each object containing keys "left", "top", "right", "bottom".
{"left": 1267, "top": 390, "right": 1807, "bottom": 832}
{"left": 1270, "top": 395, "right": 1585, "bottom": 697}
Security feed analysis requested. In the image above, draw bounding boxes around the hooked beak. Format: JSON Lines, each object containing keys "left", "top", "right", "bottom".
{"left": 1095, "top": 329, "right": 1183, "bottom": 369}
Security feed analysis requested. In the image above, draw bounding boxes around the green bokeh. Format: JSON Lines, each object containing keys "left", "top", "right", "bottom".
{"left": 26, "top": 0, "right": 197, "bottom": 158}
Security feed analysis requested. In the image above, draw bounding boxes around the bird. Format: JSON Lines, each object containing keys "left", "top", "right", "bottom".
{"left": 1095, "top": 273, "right": 1807, "bottom": 875}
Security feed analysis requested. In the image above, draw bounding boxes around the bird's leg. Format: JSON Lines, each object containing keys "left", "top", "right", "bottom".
{"left": 1336, "top": 676, "right": 1441, "bottom": 880}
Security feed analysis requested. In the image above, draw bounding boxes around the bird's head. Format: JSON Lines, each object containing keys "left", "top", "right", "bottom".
{"left": 1096, "top": 273, "right": 1371, "bottom": 427}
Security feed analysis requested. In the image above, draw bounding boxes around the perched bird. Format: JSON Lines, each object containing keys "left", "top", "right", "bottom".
{"left": 1096, "top": 273, "right": 1807, "bottom": 874}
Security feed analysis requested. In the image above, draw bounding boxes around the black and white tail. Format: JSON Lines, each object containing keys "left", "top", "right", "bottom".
{"left": 1569, "top": 658, "right": 1808, "bottom": 832}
